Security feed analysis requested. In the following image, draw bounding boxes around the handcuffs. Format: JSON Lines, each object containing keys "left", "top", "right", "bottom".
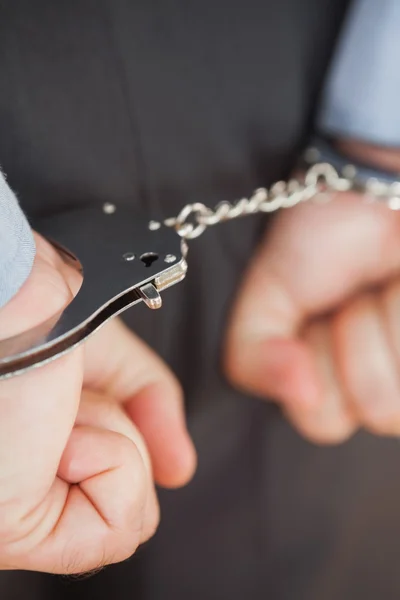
{"left": 0, "top": 207, "right": 188, "bottom": 379}
{"left": 2, "top": 136, "right": 400, "bottom": 380}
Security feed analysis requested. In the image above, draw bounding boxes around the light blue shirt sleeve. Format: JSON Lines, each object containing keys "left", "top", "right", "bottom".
{"left": 0, "top": 170, "right": 36, "bottom": 308}
{"left": 318, "top": 0, "right": 400, "bottom": 147}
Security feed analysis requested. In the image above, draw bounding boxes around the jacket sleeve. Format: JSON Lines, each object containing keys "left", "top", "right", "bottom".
{"left": 317, "top": 0, "right": 400, "bottom": 147}
{"left": 0, "top": 169, "right": 36, "bottom": 309}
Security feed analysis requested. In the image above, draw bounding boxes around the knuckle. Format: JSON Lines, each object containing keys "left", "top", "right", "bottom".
{"left": 62, "top": 542, "right": 120, "bottom": 575}
{"left": 349, "top": 381, "right": 400, "bottom": 436}
{"left": 83, "top": 518, "right": 143, "bottom": 568}
{"left": 354, "top": 393, "right": 400, "bottom": 436}
{"left": 301, "top": 424, "right": 355, "bottom": 446}
{"left": 141, "top": 501, "right": 160, "bottom": 544}
{"left": 111, "top": 437, "right": 148, "bottom": 526}
{"left": 77, "top": 530, "right": 142, "bottom": 571}
{"left": 363, "top": 414, "right": 400, "bottom": 437}
{"left": 312, "top": 429, "right": 354, "bottom": 445}
{"left": 112, "top": 532, "right": 142, "bottom": 564}
{"left": 107, "top": 515, "right": 145, "bottom": 563}
{"left": 289, "top": 414, "right": 356, "bottom": 446}
{"left": 120, "top": 436, "right": 147, "bottom": 485}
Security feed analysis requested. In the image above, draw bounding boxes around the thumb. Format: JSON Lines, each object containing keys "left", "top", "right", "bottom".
{"left": 225, "top": 193, "right": 400, "bottom": 409}
{"left": 83, "top": 318, "right": 197, "bottom": 489}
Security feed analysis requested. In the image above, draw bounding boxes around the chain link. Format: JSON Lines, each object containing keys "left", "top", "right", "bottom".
{"left": 162, "top": 162, "right": 400, "bottom": 240}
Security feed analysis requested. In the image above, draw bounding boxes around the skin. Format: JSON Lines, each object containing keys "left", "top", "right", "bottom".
{"left": 225, "top": 140, "right": 400, "bottom": 443}
{"left": 0, "top": 234, "right": 196, "bottom": 574}
{"left": 2, "top": 138, "right": 399, "bottom": 573}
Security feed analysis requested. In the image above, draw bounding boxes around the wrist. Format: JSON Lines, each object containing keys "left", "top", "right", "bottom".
{"left": 0, "top": 233, "right": 77, "bottom": 341}
{"left": 298, "top": 135, "right": 400, "bottom": 211}
{"left": 302, "top": 134, "right": 400, "bottom": 189}
{"left": 335, "top": 138, "right": 400, "bottom": 176}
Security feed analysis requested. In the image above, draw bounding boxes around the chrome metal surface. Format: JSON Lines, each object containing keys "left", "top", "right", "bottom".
{"left": 0, "top": 207, "right": 187, "bottom": 380}
{"left": 103, "top": 202, "right": 117, "bottom": 214}
{"left": 148, "top": 220, "right": 161, "bottom": 231}
{"left": 3, "top": 157, "right": 398, "bottom": 380}
{"left": 123, "top": 252, "right": 136, "bottom": 261}
{"left": 139, "top": 283, "right": 162, "bottom": 310}
{"left": 163, "top": 162, "right": 400, "bottom": 239}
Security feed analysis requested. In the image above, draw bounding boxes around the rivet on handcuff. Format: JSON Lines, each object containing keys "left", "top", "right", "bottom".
{"left": 1, "top": 158, "right": 399, "bottom": 380}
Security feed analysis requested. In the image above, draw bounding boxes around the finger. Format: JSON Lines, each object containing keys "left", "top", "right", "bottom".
{"left": 0, "top": 233, "right": 90, "bottom": 573}
{"left": 225, "top": 277, "right": 323, "bottom": 409}
{"left": 381, "top": 277, "right": 400, "bottom": 364}
{"left": 76, "top": 390, "right": 160, "bottom": 543}
{"left": 333, "top": 294, "right": 400, "bottom": 435}
{"left": 83, "top": 319, "right": 197, "bottom": 489}
{"left": 10, "top": 425, "right": 151, "bottom": 574}
{"left": 0, "top": 231, "right": 84, "bottom": 511}
{"left": 0, "top": 349, "right": 83, "bottom": 536}
{"left": 225, "top": 195, "right": 400, "bottom": 408}
{"left": 283, "top": 320, "right": 357, "bottom": 444}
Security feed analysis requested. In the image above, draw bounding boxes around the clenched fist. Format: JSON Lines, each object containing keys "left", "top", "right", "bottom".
{"left": 226, "top": 144, "right": 400, "bottom": 444}
{"left": 0, "top": 233, "right": 196, "bottom": 574}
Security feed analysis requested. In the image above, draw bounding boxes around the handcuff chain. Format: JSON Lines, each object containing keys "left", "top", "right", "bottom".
{"left": 162, "top": 162, "right": 400, "bottom": 240}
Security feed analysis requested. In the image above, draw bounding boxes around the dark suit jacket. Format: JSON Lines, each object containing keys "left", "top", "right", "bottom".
{"left": 2, "top": 2, "right": 400, "bottom": 600}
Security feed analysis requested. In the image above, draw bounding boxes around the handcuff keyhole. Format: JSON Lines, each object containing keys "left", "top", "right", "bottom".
{"left": 140, "top": 252, "right": 159, "bottom": 268}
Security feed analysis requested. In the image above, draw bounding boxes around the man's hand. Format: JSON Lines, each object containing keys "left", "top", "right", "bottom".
{"left": 225, "top": 170, "right": 400, "bottom": 443}
{"left": 0, "top": 233, "right": 196, "bottom": 574}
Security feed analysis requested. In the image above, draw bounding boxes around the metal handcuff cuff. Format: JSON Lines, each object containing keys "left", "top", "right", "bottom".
{"left": 2, "top": 138, "right": 400, "bottom": 380}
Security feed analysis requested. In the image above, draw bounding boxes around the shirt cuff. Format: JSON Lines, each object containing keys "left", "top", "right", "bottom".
{"left": 317, "top": 0, "right": 400, "bottom": 148}
{"left": 0, "top": 170, "right": 36, "bottom": 308}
